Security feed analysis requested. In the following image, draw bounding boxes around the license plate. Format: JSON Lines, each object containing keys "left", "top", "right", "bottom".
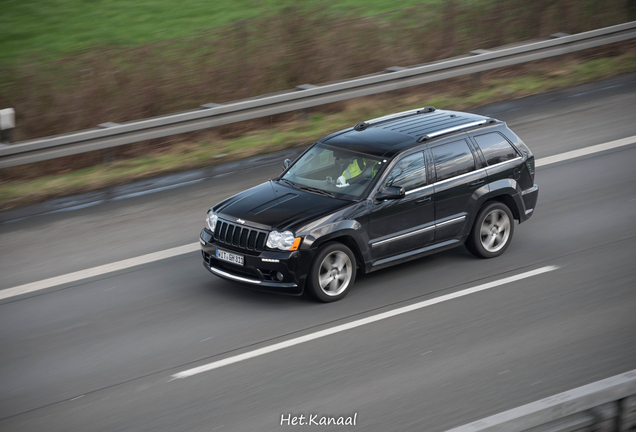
{"left": 216, "top": 249, "right": 244, "bottom": 266}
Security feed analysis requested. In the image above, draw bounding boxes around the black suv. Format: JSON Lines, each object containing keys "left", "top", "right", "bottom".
{"left": 200, "top": 107, "right": 538, "bottom": 302}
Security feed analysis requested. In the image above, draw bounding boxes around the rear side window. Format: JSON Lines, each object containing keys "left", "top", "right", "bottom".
{"left": 474, "top": 133, "right": 519, "bottom": 166}
{"left": 385, "top": 152, "right": 426, "bottom": 191}
{"left": 431, "top": 140, "right": 476, "bottom": 182}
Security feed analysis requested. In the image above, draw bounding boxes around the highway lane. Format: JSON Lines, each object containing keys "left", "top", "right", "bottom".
{"left": 1, "top": 73, "right": 636, "bottom": 290}
{"left": 1, "top": 76, "right": 636, "bottom": 430}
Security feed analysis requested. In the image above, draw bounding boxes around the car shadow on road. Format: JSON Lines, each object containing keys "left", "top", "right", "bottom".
{"left": 202, "top": 246, "right": 477, "bottom": 306}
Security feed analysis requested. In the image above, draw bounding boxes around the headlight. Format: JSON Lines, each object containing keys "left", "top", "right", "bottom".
{"left": 266, "top": 230, "right": 301, "bottom": 251}
{"left": 205, "top": 212, "right": 218, "bottom": 232}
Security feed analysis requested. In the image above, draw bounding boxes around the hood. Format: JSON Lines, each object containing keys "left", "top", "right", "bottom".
{"left": 215, "top": 181, "right": 351, "bottom": 231}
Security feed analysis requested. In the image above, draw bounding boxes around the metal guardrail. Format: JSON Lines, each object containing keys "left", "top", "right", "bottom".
{"left": 446, "top": 369, "right": 636, "bottom": 432}
{"left": 1, "top": 21, "right": 635, "bottom": 169}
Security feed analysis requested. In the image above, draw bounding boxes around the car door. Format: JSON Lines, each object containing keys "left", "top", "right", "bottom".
{"left": 428, "top": 136, "right": 487, "bottom": 241}
{"left": 368, "top": 151, "right": 435, "bottom": 262}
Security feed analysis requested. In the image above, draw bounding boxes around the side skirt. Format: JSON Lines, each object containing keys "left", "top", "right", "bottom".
{"left": 368, "top": 239, "right": 461, "bottom": 272}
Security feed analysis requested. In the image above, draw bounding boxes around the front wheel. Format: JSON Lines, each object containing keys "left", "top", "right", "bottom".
{"left": 466, "top": 202, "right": 515, "bottom": 258}
{"left": 306, "top": 242, "right": 357, "bottom": 302}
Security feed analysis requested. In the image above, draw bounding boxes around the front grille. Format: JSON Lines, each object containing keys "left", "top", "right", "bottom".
{"left": 214, "top": 219, "right": 268, "bottom": 253}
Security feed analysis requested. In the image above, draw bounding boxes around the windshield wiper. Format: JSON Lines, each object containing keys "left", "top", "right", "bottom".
{"left": 277, "top": 178, "right": 300, "bottom": 190}
{"left": 298, "top": 185, "right": 335, "bottom": 198}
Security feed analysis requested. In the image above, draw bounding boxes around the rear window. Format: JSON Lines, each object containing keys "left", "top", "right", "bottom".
{"left": 431, "top": 140, "right": 476, "bottom": 182}
{"left": 474, "top": 133, "right": 519, "bottom": 166}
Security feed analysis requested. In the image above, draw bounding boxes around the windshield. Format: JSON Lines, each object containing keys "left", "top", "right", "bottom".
{"left": 280, "top": 144, "right": 387, "bottom": 199}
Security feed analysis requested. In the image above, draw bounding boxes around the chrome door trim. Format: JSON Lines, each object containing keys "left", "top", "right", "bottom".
{"left": 435, "top": 215, "right": 466, "bottom": 227}
{"left": 405, "top": 184, "right": 434, "bottom": 196}
{"left": 371, "top": 225, "right": 435, "bottom": 247}
{"left": 370, "top": 215, "right": 466, "bottom": 247}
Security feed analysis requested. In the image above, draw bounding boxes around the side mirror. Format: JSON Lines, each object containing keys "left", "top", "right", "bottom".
{"left": 282, "top": 159, "right": 292, "bottom": 170}
{"left": 375, "top": 186, "right": 405, "bottom": 201}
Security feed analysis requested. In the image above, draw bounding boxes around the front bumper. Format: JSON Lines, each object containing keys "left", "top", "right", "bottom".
{"left": 200, "top": 229, "right": 306, "bottom": 295}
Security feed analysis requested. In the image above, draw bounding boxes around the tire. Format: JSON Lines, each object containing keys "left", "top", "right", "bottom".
{"left": 466, "top": 202, "right": 515, "bottom": 258}
{"left": 306, "top": 242, "right": 357, "bottom": 302}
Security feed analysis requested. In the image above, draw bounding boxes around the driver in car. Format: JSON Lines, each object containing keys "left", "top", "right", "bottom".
{"left": 342, "top": 157, "right": 379, "bottom": 181}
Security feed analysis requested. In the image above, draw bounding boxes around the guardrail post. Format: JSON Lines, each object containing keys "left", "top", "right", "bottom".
{"left": 296, "top": 84, "right": 316, "bottom": 120}
{"left": 469, "top": 50, "right": 489, "bottom": 86}
{"left": 615, "top": 397, "right": 629, "bottom": 432}
{"left": 589, "top": 401, "right": 619, "bottom": 431}
{"left": 0, "top": 108, "right": 15, "bottom": 144}
{"left": 101, "top": 148, "right": 115, "bottom": 165}
{"left": 98, "top": 122, "right": 118, "bottom": 164}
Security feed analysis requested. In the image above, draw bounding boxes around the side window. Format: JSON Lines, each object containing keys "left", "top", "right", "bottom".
{"left": 384, "top": 152, "right": 426, "bottom": 192}
{"left": 431, "top": 140, "right": 476, "bottom": 182}
{"left": 474, "top": 133, "right": 519, "bottom": 166}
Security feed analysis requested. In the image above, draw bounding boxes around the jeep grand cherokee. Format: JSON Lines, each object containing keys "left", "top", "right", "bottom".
{"left": 200, "top": 107, "right": 538, "bottom": 302}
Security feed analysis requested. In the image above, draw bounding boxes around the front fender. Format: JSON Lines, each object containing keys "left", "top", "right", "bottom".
{"left": 295, "top": 203, "right": 371, "bottom": 269}
{"left": 300, "top": 220, "right": 364, "bottom": 248}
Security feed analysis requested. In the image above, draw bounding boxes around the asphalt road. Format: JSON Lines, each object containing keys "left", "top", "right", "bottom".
{"left": 1, "top": 74, "right": 636, "bottom": 431}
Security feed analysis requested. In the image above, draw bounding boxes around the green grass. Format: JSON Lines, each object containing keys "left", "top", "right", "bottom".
{"left": 0, "top": 0, "right": 443, "bottom": 62}
{"left": 2, "top": 50, "right": 635, "bottom": 210}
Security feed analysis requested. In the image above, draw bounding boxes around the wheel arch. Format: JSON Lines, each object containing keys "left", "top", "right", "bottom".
{"left": 483, "top": 194, "right": 521, "bottom": 221}
{"left": 313, "top": 234, "right": 366, "bottom": 273}
{"left": 463, "top": 191, "right": 521, "bottom": 240}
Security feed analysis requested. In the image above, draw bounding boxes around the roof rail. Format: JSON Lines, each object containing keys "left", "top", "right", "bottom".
{"left": 416, "top": 120, "right": 489, "bottom": 142}
{"left": 359, "top": 106, "right": 437, "bottom": 129}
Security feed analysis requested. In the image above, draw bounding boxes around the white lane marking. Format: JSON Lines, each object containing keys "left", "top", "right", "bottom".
{"left": 2, "top": 134, "right": 633, "bottom": 300}
{"left": 171, "top": 266, "right": 558, "bottom": 379}
{"left": 0, "top": 244, "right": 200, "bottom": 301}
{"left": 536, "top": 135, "right": 636, "bottom": 167}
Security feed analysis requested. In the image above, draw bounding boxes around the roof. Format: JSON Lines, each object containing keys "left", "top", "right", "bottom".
{"left": 320, "top": 108, "right": 492, "bottom": 158}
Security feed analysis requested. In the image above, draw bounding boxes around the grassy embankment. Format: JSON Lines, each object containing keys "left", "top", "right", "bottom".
{"left": 0, "top": 0, "right": 633, "bottom": 209}
{"left": 2, "top": 49, "right": 635, "bottom": 210}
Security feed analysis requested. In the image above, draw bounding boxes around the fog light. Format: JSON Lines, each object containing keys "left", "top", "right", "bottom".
{"left": 275, "top": 271, "right": 284, "bottom": 282}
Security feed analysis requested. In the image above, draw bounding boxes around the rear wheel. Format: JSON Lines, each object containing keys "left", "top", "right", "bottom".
{"left": 306, "top": 242, "right": 356, "bottom": 302}
{"left": 466, "top": 202, "right": 515, "bottom": 258}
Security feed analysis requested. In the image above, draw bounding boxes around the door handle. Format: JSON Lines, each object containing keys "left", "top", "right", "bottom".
{"left": 416, "top": 196, "right": 432, "bottom": 203}
{"left": 469, "top": 179, "right": 485, "bottom": 187}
